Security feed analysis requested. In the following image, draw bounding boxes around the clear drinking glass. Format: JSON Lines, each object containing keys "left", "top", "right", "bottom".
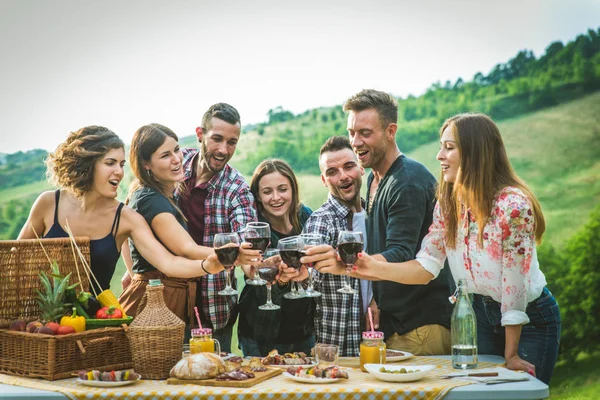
{"left": 258, "top": 249, "right": 281, "bottom": 311}
{"left": 337, "top": 230, "right": 363, "bottom": 294}
{"left": 278, "top": 236, "right": 305, "bottom": 300}
{"left": 244, "top": 222, "right": 270, "bottom": 286}
{"left": 214, "top": 232, "right": 240, "bottom": 296}
{"left": 300, "top": 233, "right": 323, "bottom": 297}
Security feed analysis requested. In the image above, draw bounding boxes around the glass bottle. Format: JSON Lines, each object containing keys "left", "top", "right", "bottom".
{"left": 359, "top": 331, "right": 386, "bottom": 372}
{"left": 451, "top": 279, "right": 478, "bottom": 369}
{"left": 189, "top": 328, "right": 221, "bottom": 354}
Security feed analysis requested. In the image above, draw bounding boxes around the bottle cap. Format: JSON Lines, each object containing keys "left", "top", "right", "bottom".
{"left": 191, "top": 328, "right": 212, "bottom": 336}
{"left": 362, "top": 331, "right": 384, "bottom": 339}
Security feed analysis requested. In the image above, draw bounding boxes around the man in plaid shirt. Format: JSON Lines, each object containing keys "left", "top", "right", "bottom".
{"left": 300, "top": 136, "right": 376, "bottom": 357}
{"left": 179, "top": 103, "right": 257, "bottom": 353}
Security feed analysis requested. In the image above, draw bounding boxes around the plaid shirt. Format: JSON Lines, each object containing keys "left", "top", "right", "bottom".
{"left": 181, "top": 148, "right": 257, "bottom": 330}
{"left": 302, "top": 194, "right": 364, "bottom": 357}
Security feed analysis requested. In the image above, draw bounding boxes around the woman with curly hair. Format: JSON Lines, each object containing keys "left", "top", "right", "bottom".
{"left": 18, "top": 125, "right": 231, "bottom": 294}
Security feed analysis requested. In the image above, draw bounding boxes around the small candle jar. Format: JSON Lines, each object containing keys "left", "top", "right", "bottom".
{"left": 360, "top": 331, "right": 386, "bottom": 372}
{"left": 189, "top": 328, "right": 221, "bottom": 354}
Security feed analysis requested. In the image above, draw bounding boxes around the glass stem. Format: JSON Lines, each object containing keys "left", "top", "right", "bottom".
{"left": 225, "top": 268, "right": 232, "bottom": 289}
{"left": 266, "top": 284, "right": 273, "bottom": 305}
{"left": 307, "top": 267, "right": 315, "bottom": 290}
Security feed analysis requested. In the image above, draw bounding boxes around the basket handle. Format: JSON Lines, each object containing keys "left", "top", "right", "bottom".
{"left": 76, "top": 336, "right": 115, "bottom": 354}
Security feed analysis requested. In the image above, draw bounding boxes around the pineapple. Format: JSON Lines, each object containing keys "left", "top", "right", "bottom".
{"left": 35, "top": 261, "right": 79, "bottom": 323}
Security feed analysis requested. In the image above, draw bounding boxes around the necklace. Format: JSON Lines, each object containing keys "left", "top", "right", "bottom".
{"left": 367, "top": 180, "right": 379, "bottom": 215}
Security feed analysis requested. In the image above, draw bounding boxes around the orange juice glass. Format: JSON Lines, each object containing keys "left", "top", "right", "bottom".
{"left": 359, "top": 331, "right": 386, "bottom": 372}
{"left": 189, "top": 328, "right": 221, "bottom": 354}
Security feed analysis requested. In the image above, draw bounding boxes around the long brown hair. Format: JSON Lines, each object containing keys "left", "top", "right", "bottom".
{"left": 127, "top": 123, "right": 185, "bottom": 220}
{"left": 437, "top": 113, "right": 545, "bottom": 248}
{"left": 250, "top": 159, "right": 302, "bottom": 234}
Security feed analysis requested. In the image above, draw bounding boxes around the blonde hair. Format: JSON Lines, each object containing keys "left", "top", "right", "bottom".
{"left": 438, "top": 113, "right": 545, "bottom": 248}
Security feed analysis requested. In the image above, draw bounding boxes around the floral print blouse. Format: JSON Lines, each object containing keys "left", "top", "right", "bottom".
{"left": 416, "top": 187, "right": 546, "bottom": 326}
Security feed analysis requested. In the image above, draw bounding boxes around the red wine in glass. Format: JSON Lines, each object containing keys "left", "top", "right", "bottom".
{"left": 258, "top": 265, "right": 279, "bottom": 282}
{"left": 279, "top": 249, "right": 302, "bottom": 269}
{"left": 215, "top": 246, "right": 239, "bottom": 268}
{"left": 338, "top": 241, "right": 362, "bottom": 266}
{"left": 247, "top": 237, "right": 270, "bottom": 253}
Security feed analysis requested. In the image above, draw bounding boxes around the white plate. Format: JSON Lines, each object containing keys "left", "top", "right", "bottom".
{"left": 364, "top": 364, "right": 435, "bottom": 382}
{"left": 269, "top": 361, "right": 318, "bottom": 369}
{"left": 76, "top": 376, "right": 141, "bottom": 387}
{"left": 282, "top": 371, "right": 343, "bottom": 384}
{"left": 385, "top": 349, "right": 414, "bottom": 362}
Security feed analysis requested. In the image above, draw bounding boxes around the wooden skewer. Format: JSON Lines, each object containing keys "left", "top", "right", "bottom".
{"left": 65, "top": 219, "right": 101, "bottom": 297}
{"left": 30, "top": 226, "right": 53, "bottom": 268}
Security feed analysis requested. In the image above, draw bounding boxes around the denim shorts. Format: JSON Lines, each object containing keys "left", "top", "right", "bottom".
{"left": 472, "top": 287, "right": 561, "bottom": 385}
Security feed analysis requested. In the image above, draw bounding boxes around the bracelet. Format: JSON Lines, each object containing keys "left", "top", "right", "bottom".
{"left": 201, "top": 259, "right": 210, "bottom": 275}
{"left": 277, "top": 279, "right": 290, "bottom": 286}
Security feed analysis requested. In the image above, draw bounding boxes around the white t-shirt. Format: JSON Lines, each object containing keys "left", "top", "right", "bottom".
{"left": 352, "top": 210, "right": 372, "bottom": 314}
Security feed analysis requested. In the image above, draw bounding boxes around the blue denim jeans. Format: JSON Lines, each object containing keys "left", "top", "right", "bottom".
{"left": 473, "top": 287, "right": 561, "bottom": 384}
{"left": 238, "top": 335, "right": 316, "bottom": 357}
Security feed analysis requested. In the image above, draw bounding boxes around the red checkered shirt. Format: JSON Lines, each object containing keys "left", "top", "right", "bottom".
{"left": 180, "top": 148, "right": 257, "bottom": 330}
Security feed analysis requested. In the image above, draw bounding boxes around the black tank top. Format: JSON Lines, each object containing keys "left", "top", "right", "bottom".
{"left": 44, "top": 190, "right": 123, "bottom": 294}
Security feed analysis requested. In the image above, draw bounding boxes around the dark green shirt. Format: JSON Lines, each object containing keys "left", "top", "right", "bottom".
{"left": 367, "top": 155, "right": 453, "bottom": 339}
{"left": 129, "top": 186, "right": 187, "bottom": 274}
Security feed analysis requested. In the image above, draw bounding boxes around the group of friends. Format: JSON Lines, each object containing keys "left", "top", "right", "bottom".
{"left": 18, "top": 89, "right": 561, "bottom": 385}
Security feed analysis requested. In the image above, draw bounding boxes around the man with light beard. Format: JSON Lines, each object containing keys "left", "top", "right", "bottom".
{"left": 179, "top": 103, "right": 257, "bottom": 352}
{"left": 310, "top": 89, "right": 454, "bottom": 356}
{"left": 298, "top": 136, "right": 377, "bottom": 357}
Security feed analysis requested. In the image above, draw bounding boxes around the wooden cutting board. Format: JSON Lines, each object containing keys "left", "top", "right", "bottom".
{"left": 166, "top": 367, "right": 282, "bottom": 388}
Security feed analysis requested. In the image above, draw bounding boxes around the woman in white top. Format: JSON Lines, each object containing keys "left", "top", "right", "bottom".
{"left": 316, "top": 113, "right": 561, "bottom": 384}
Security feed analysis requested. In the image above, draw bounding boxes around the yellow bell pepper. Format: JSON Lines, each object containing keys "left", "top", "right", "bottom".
{"left": 60, "top": 307, "right": 86, "bottom": 332}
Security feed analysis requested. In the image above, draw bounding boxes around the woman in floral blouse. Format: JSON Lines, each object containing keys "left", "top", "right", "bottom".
{"left": 318, "top": 113, "right": 561, "bottom": 384}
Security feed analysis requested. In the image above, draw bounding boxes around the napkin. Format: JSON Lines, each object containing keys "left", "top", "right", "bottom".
{"left": 445, "top": 367, "right": 530, "bottom": 384}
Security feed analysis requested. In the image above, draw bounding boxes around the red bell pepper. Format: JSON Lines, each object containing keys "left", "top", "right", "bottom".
{"left": 95, "top": 306, "right": 123, "bottom": 319}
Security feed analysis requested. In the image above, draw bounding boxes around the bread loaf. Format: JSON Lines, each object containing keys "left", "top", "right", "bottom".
{"left": 169, "top": 353, "right": 226, "bottom": 380}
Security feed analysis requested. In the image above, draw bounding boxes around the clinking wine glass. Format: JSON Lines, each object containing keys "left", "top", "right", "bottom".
{"left": 258, "top": 248, "right": 281, "bottom": 310}
{"left": 244, "top": 222, "right": 271, "bottom": 286}
{"left": 337, "top": 230, "right": 363, "bottom": 294}
{"left": 300, "top": 233, "right": 323, "bottom": 297}
{"left": 214, "top": 232, "right": 240, "bottom": 296}
{"left": 278, "top": 236, "right": 305, "bottom": 299}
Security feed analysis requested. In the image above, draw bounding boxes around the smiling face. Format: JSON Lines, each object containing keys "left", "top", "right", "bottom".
{"left": 257, "top": 171, "right": 294, "bottom": 221}
{"left": 92, "top": 147, "right": 126, "bottom": 198}
{"left": 437, "top": 124, "right": 461, "bottom": 183}
{"left": 347, "top": 108, "right": 391, "bottom": 170}
{"left": 320, "top": 148, "right": 364, "bottom": 209}
{"left": 144, "top": 136, "right": 183, "bottom": 185}
{"left": 199, "top": 117, "right": 240, "bottom": 174}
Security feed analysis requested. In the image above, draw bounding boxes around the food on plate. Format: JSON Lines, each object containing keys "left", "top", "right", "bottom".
{"left": 216, "top": 367, "right": 255, "bottom": 381}
{"left": 379, "top": 366, "right": 419, "bottom": 374}
{"left": 287, "top": 365, "right": 349, "bottom": 379}
{"left": 224, "top": 356, "right": 243, "bottom": 372}
{"left": 386, "top": 349, "right": 406, "bottom": 357}
{"left": 169, "top": 352, "right": 226, "bottom": 380}
{"left": 77, "top": 369, "right": 140, "bottom": 381}
{"left": 261, "top": 349, "right": 312, "bottom": 365}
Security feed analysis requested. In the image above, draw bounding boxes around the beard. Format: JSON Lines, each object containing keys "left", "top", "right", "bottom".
{"left": 201, "top": 140, "right": 227, "bottom": 174}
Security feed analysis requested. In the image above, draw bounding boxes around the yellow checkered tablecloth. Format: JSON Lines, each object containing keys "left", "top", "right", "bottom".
{"left": 0, "top": 357, "right": 501, "bottom": 400}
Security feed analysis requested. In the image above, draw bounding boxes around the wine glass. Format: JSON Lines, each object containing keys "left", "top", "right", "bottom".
{"left": 214, "top": 233, "right": 240, "bottom": 296}
{"left": 258, "top": 249, "right": 281, "bottom": 311}
{"left": 244, "top": 222, "right": 271, "bottom": 286}
{"left": 278, "top": 236, "right": 305, "bottom": 299}
{"left": 300, "top": 233, "right": 323, "bottom": 297}
{"left": 337, "top": 230, "right": 363, "bottom": 294}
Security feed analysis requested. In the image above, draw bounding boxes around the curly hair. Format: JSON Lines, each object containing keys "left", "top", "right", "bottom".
{"left": 45, "top": 126, "right": 124, "bottom": 197}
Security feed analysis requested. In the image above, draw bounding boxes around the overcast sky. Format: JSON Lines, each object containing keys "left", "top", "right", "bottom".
{"left": 1, "top": 0, "right": 599, "bottom": 154}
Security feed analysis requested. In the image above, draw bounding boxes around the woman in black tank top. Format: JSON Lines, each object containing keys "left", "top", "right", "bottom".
{"left": 18, "top": 125, "right": 249, "bottom": 297}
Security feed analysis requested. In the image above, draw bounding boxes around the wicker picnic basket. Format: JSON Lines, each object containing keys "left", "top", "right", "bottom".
{"left": 127, "top": 280, "right": 185, "bottom": 379}
{"left": 0, "top": 237, "right": 132, "bottom": 380}
{"left": 0, "top": 238, "right": 90, "bottom": 328}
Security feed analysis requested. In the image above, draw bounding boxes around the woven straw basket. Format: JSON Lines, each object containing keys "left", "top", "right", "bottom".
{"left": 0, "top": 238, "right": 90, "bottom": 328}
{"left": 127, "top": 282, "right": 184, "bottom": 379}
